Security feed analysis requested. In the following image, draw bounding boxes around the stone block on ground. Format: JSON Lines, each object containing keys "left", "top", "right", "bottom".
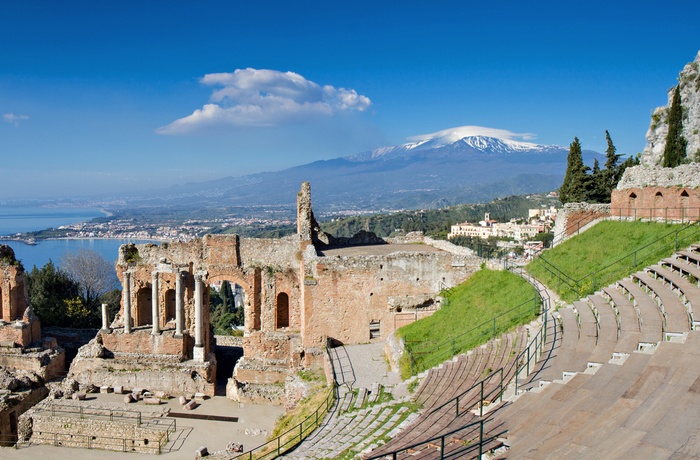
{"left": 195, "top": 446, "right": 209, "bottom": 458}
{"left": 194, "top": 392, "right": 206, "bottom": 400}
{"left": 184, "top": 400, "right": 198, "bottom": 410}
{"left": 100, "top": 385, "right": 113, "bottom": 393}
{"left": 113, "top": 386, "right": 124, "bottom": 394}
{"left": 143, "top": 397, "right": 161, "bottom": 405}
{"left": 179, "top": 395, "right": 187, "bottom": 405}
{"left": 124, "top": 393, "right": 136, "bottom": 403}
{"left": 72, "top": 392, "right": 86, "bottom": 400}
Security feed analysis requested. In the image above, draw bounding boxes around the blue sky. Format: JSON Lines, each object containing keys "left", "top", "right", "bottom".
{"left": 1, "top": 1, "right": 698, "bottom": 199}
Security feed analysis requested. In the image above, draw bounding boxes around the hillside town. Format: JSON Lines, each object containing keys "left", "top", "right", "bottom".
{"left": 448, "top": 206, "right": 557, "bottom": 242}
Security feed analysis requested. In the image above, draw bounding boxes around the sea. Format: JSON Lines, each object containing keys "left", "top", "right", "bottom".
{"left": 0, "top": 206, "right": 154, "bottom": 270}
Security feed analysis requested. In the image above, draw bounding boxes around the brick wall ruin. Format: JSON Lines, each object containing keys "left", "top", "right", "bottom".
{"left": 69, "top": 182, "right": 481, "bottom": 405}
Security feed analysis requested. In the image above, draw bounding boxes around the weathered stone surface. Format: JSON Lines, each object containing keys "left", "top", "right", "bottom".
{"left": 195, "top": 446, "right": 209, "bottom": 458}
{"left": 617, "top": 164, "right": 700, "bottom": 189}
{"left": 641, "top": 51, "right": 700, "bottom": 166}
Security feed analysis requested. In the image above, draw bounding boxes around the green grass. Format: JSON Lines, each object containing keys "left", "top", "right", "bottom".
{"left": 398, "top": 268, "right": 537, "bottom": 378}
{"left": 528, "top": 221, "right": 700, "bottom": 302}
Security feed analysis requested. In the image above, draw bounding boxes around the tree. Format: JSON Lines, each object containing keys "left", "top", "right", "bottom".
{"left": 60, "top": 249, "right": 118, "bottom": 309}
{"left": 27, "top": 260, "right": 81, "bottom": 326}
{"left": 662, "top": 85, "right": 687, "bottom": 167}
{"left": 560, "top": 137, "right": 590, "bottom": 204}
{"left": 588, "top": 158, "right": 607, "bottom": 203}
{"left": 599, "top": 130, "right": 623, "bottom": 200}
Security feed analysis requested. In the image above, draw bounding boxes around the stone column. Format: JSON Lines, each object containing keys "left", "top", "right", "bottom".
{"left": 123, "top": 271, "right": 132, "bottom": 333}
{"left": 101, "top": 303, "right": 110, "bottom": 331}
{"left": 175, "top": 271, "right": 184, "bottom": 337}
{"left": 151, "top": 271, "right": 160, "bottom": 335}
{"left": 193, "top": 274, "right": 204, "bottom": 361}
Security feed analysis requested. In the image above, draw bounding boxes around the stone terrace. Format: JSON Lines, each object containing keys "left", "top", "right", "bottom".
{"left": 485, "top": 243, "right": 700, "bottom": 458}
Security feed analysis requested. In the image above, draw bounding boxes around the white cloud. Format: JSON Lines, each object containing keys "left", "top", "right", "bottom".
{"left": 2, "top": 113, "right": 29, "bottom": 126}
{"left": 157, "top": 69, "right": 371, "bottom": 134}
{"left": 408, "top": 125, "right": 537, "bottom": 144}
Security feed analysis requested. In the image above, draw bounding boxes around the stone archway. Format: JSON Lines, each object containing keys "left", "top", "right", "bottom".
{"left": 136, "top": 286, "right": 152, "bottom": 326}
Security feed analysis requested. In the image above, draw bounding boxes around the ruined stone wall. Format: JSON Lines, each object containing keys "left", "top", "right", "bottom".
{"left": 100, "top": 330, "right": 186, "bottom": 360}
{"left": 611, "top": 186, "right": 700, "bottom": 221}
{"left": 30, "top": 414, "right": 168, "bottom": 453}
{"left": 552, "top": 203, "right": 611, "bottom": 246}
{"left": 0, "top": 248, "right": 29, "bottom": 322}
{"left": 69, "top": 354, "right": 216, "bottom": 396}
{"left": 301, "top": 251, "right": 477, "bottom": 346}
{"left": 0, "top": 386, "right": 48, "bottom": 443}
{"left": 239, "top": 236, "right": 300, "bottom": 271}
{"left": 0, "top": 324, "right": 32, "bottom": 348}
{"left": 0, "top": 349, "right": 65, "bottom": 381}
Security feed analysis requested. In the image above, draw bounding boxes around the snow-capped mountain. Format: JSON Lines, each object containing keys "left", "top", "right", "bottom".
{"left": 133, "top": 126, "right": 604, "bottom": 212}
{"left": 348, "top": 126, "right": 564, "bottom": 162}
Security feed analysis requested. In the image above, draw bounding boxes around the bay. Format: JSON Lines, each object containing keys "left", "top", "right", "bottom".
{"left": 0, "top": 206, "right": 157, "bottom": 270}
{"left": 0, "top": 206, "right": 106, "bottom": 236}
{"left": 4, "top": 238, "right": 157, "bottom": 271}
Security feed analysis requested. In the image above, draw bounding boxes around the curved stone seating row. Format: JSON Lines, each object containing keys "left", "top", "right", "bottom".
{"left": 631, "top": 271, "right": 691, "bottom": 333}
{"left": 492, "top": 330, "right": 700, "bottom": 458}
{"left": 485, "top": 245, "right": 700, "bottom": 458}
{"left": 366, "top": 327, "right": 529, "bottom": 458}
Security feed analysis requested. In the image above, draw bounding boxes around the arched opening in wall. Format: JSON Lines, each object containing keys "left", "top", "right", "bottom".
{"left": 209, "top": 280, "right": 246, "bottom": 335}
{"left": 164, "top": 289, "right": 176, "bottom": 326}
{"left": 209, "top": 278, "right": 247, "bottom": 394}
{"left": 136, "top": 287, "right": 152, "bottom": 326}
{"left": 276, "top": 293, "right": 289, "bottom": 329}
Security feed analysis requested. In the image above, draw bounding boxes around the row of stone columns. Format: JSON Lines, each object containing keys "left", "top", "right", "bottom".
{"left": 118, "top": 270, "right": 205, "bottom": 351}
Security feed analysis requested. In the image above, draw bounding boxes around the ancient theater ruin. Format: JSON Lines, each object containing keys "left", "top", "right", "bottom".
{"left": 0, "top": 245, "right": 65, "bottom": 445}
{"left": 66, "top": 182, "right": 480, "bottom": 405}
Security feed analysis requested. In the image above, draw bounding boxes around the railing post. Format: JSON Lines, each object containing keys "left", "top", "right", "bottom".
{"left": 455, "top": 394, "right": 459, "bottom": 417}
{"left": 479, "top": 420, "right": 484, "bottom": 459}
{"left": 440, "top": 436, "right": 445, "bottom": 459}
{"left": 278, "top": 436, "right": 281, "bottom": 455}
{"left": 480, "top": 381, "right": 484, "bottom": 417}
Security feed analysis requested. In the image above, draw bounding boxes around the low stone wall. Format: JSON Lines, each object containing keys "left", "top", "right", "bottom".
{"left": 68, "top": 353, "right": 217, "bottom": 396}
{"left": 0, "top": 349, "right": 65, "bottom": 381}
{"left": 101, "top": 329, "right": 186, "bottom": 360}
{"left": 30, "top": 413, "right": 168, "bottom": 454}
{"left": 552, "top": 203, "right": 611, "bottom": 246}
{"left": 0, "top": 322, "right": 34, "bottom": 348}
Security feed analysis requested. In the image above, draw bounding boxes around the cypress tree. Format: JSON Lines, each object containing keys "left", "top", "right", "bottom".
{"left": 560, "top": 136, "right": 589, "bottom": 204}
{"left": 662, "top": 85, "right": 687, "bottom": 167}
{"left": 601, "top": 130, "right": 622, "bottom": 202}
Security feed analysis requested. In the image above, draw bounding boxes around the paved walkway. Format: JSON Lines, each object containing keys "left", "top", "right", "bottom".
{"left": 1, "top": 393, "right": 284, "bottom": 460}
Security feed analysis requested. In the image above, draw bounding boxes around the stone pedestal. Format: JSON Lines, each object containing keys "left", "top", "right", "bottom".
{"left": 193, "top": 346, "right": 205, "bottom": 362}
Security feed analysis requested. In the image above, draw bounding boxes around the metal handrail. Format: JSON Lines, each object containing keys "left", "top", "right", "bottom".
{"left": 365, "top": 419, "right": 487, "bottom": 460}
{"left": 229, "top": 339, "right": 339, "bottom": 460}
{"left": 534, "top": 221, "right": 700, "bottom": 298}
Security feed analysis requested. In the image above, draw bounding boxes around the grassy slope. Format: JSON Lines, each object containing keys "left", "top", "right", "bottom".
{"left": 528, "top": 220, "right": 700, "bottom": 302}
{"left": 398, "top": 268, "right": 537, "bottom": 377}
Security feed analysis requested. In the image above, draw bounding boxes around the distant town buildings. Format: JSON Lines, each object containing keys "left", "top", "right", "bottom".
{"left": 448, "top": 207, "right": 557, "bottom": 242}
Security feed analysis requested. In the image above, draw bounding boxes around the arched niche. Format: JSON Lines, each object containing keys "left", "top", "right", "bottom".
{"left": 276, "top": 292, "right": 289, "bottom": 329}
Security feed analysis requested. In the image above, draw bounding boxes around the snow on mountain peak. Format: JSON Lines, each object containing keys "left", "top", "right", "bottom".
{"left": 347, "top": 125, "right": 560, "bottom": 162}
{"left": 407, "top": 125, "right": 539, "bottom": 149}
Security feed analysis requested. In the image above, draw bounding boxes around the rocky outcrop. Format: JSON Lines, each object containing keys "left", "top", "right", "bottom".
{"left": 617, "top": 163, "right": 700, "bottom": 189}
{"left": 641, "top": 51, "right": 700, "bottom": 166}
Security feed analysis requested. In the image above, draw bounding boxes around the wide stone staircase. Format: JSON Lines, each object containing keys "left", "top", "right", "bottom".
{"left": 282, "top": 326, "right": 532, "bottom": 459}
{"left": 485, "top": 243, "right": 700, "bottom": 458}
